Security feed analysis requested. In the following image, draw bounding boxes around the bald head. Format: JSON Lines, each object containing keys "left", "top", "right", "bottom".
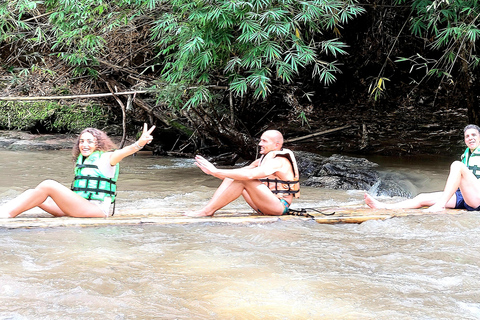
{"left": 259, "top": 130, "right": 284, "bottom": 154}
{"left": 263, "top": 130, "right": 284, "bottom": 147}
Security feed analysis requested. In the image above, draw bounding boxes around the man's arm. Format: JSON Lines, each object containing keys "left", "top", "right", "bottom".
{"left": 195, "top": 155, "right": 280, "bottom": 180}
{"left": 246, "top": 159, "right": 261, "bottom": 169}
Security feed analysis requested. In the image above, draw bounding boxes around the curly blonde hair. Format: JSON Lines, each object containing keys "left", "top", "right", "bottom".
{"left": 72, "top": 128, "right": 117, "bottom": 161}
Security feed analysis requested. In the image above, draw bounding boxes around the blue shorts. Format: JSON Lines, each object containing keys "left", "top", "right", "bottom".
{"left": 454, "top": 189, "right": 480, "bottom": 211}
{"left": 279, "top": 198, "right": 290, "bottom": 215}
{"left": 257, "top": 198, "right": 290, "bottom": 215}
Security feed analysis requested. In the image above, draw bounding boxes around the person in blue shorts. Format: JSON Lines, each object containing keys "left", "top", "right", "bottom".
{"left": 365, "top": 124, "right": 480, "bottom": 212}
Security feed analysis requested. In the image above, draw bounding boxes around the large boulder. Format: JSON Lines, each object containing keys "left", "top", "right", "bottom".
{"left": 295, "top": 151, "right": 412, "bottom": 197}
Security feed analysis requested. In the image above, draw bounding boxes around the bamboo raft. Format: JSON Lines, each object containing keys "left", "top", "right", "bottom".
{"left": 0, "top": 207, "right": 465, "bottom": 229}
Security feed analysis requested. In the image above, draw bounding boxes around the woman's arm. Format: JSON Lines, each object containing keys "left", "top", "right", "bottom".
{"left": 109, "top": 123, "right": 156, "bottom": 166}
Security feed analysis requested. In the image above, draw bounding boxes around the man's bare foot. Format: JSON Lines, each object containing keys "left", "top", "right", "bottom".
{"left": 364, "top": 193, "right": 388, "bottom": 209}
{"left": 183, "top": 210, "right": 214, "bottom": 217}
{"left": 0, "top": 210, "right": 11, "bottom": 219}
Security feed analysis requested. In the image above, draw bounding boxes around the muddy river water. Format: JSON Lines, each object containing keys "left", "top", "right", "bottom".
{"left": 0, "top": 150, "right": 479, "bottom": 319}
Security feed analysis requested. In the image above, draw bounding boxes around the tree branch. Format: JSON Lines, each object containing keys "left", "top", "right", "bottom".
{"left": 284, "top": 125, "right": 351, "bottom": 143}
{"left": 0, "top": 90, "right": 148, "bottom": 101}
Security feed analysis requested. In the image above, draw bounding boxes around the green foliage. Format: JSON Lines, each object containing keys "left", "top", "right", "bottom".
{"left": 369, "top": 77, "right": 390, "bottom": 101}
{"left": 397, "top": 0, "right": 480, "bottom": 81}
{"left": 0, "top": 102, "right": 108, "bottom": 132}
{"left": 1, "top": 0, "right": 153, "bottom": 76}
{"left": 0, "top": 0, "right": 365, "bottom": 139}
{"left": 151, "top": 0, "right": 365, "bottom": 109}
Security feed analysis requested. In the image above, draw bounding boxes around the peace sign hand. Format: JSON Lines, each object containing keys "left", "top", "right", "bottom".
{"left": 137, "top": 123, "right": 156, "bottom": 147}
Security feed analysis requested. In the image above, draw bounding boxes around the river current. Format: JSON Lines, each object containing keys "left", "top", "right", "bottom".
{"left": 0, "top": 150, "right": 479, "bottom": 319}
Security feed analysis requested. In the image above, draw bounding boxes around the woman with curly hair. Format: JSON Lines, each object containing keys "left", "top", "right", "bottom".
{"left": 0, "top": 123, "right": 155, "bottom": 218}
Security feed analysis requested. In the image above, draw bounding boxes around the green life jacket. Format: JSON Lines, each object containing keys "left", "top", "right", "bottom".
{"left": 71, "top": 151, "right": 119, "bottom": 202}
{"left": 461, "top": 147, "right": 480, "bottom": 179}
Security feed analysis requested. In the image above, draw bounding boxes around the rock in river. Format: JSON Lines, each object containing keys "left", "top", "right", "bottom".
{"left": 296, "top": 151, "right": 412, "bottom": 197}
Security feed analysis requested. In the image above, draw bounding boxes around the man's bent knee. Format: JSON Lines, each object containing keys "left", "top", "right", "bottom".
{"left": 451, "top": 160, "right": 466, "bottom": 171}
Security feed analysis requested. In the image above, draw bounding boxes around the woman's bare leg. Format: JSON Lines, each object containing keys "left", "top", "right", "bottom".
{"left": 0, "top": 179, "right": 105, "bottom": 218}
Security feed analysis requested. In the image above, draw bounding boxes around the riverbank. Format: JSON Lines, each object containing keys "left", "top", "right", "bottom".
{"left": 282, "top": 101, "right": 469, "bottom": 157}
{"left": 0, "top": 130, "right": 129, "bottom": 151}
{"left": 0, "top": 130, "right": 75, "bottom": 151}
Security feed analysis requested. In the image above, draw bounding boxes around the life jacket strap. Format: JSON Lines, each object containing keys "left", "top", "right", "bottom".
{"left": 259, "top": 178, "right": 298, "bottom": 185}
{"left": 468, "top": 164, "right": 480, "bottom": 178}
{"left": 272, "top": 189, "right": 300, "bottom": 195}
{"left": 259, "top": 178, "right": 300, "bottom": 195}
{"left": 76, "top": 164, "right": 99, "bottom": 169}
{"left": 71, "top": 175, "right": 117, "bottom": 199}
{"left": 73, "top": 175, "right": 117, "bottom": 185}
{"left": 71, "top": 187, "right": 116, "bottom": 196}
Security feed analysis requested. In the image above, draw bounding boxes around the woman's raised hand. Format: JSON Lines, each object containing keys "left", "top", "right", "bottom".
{"left": 137, "top": 123, "right": 156, "bottom": 147}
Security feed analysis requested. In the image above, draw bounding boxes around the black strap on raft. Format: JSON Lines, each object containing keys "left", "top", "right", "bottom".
{"left": 286, "top": 208, "right": 336, "bottom": 219}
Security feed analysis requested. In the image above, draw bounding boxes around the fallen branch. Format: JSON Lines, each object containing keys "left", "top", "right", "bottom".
{"left": 0, "top": 90, "right": 148, "bottom": 101}
{"left": 0, "top": 86, "right": 228, "bottom": 102}
{"left": 105, "top": 82, "right": 127, "bottom": 148}
{"left": 285, "top": 125, "right": 351, "bottom": 143}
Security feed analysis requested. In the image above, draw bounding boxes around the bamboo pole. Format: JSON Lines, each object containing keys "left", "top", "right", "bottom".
{"left": 0, "top": 85, "right": 232, "bottom": 102}
{"left": 0, "top": 208, "right": 464, "bottom": 229}
{"left": 284, "top": 125, "right": 351, "bottom": 143}
{"left": 0, "top": 90, "right": 148, "bottom": 101}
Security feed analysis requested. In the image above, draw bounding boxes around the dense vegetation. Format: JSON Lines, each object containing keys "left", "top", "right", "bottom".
{"left": 0, "top": 101, "right": 108, "bottom": 132}
{"left": 1, "top": 0, "right": 479, "bottom": 157}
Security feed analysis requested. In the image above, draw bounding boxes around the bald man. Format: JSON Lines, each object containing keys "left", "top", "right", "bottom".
{"left": 185, "top": 130, "right": 300, "bottom": 217}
